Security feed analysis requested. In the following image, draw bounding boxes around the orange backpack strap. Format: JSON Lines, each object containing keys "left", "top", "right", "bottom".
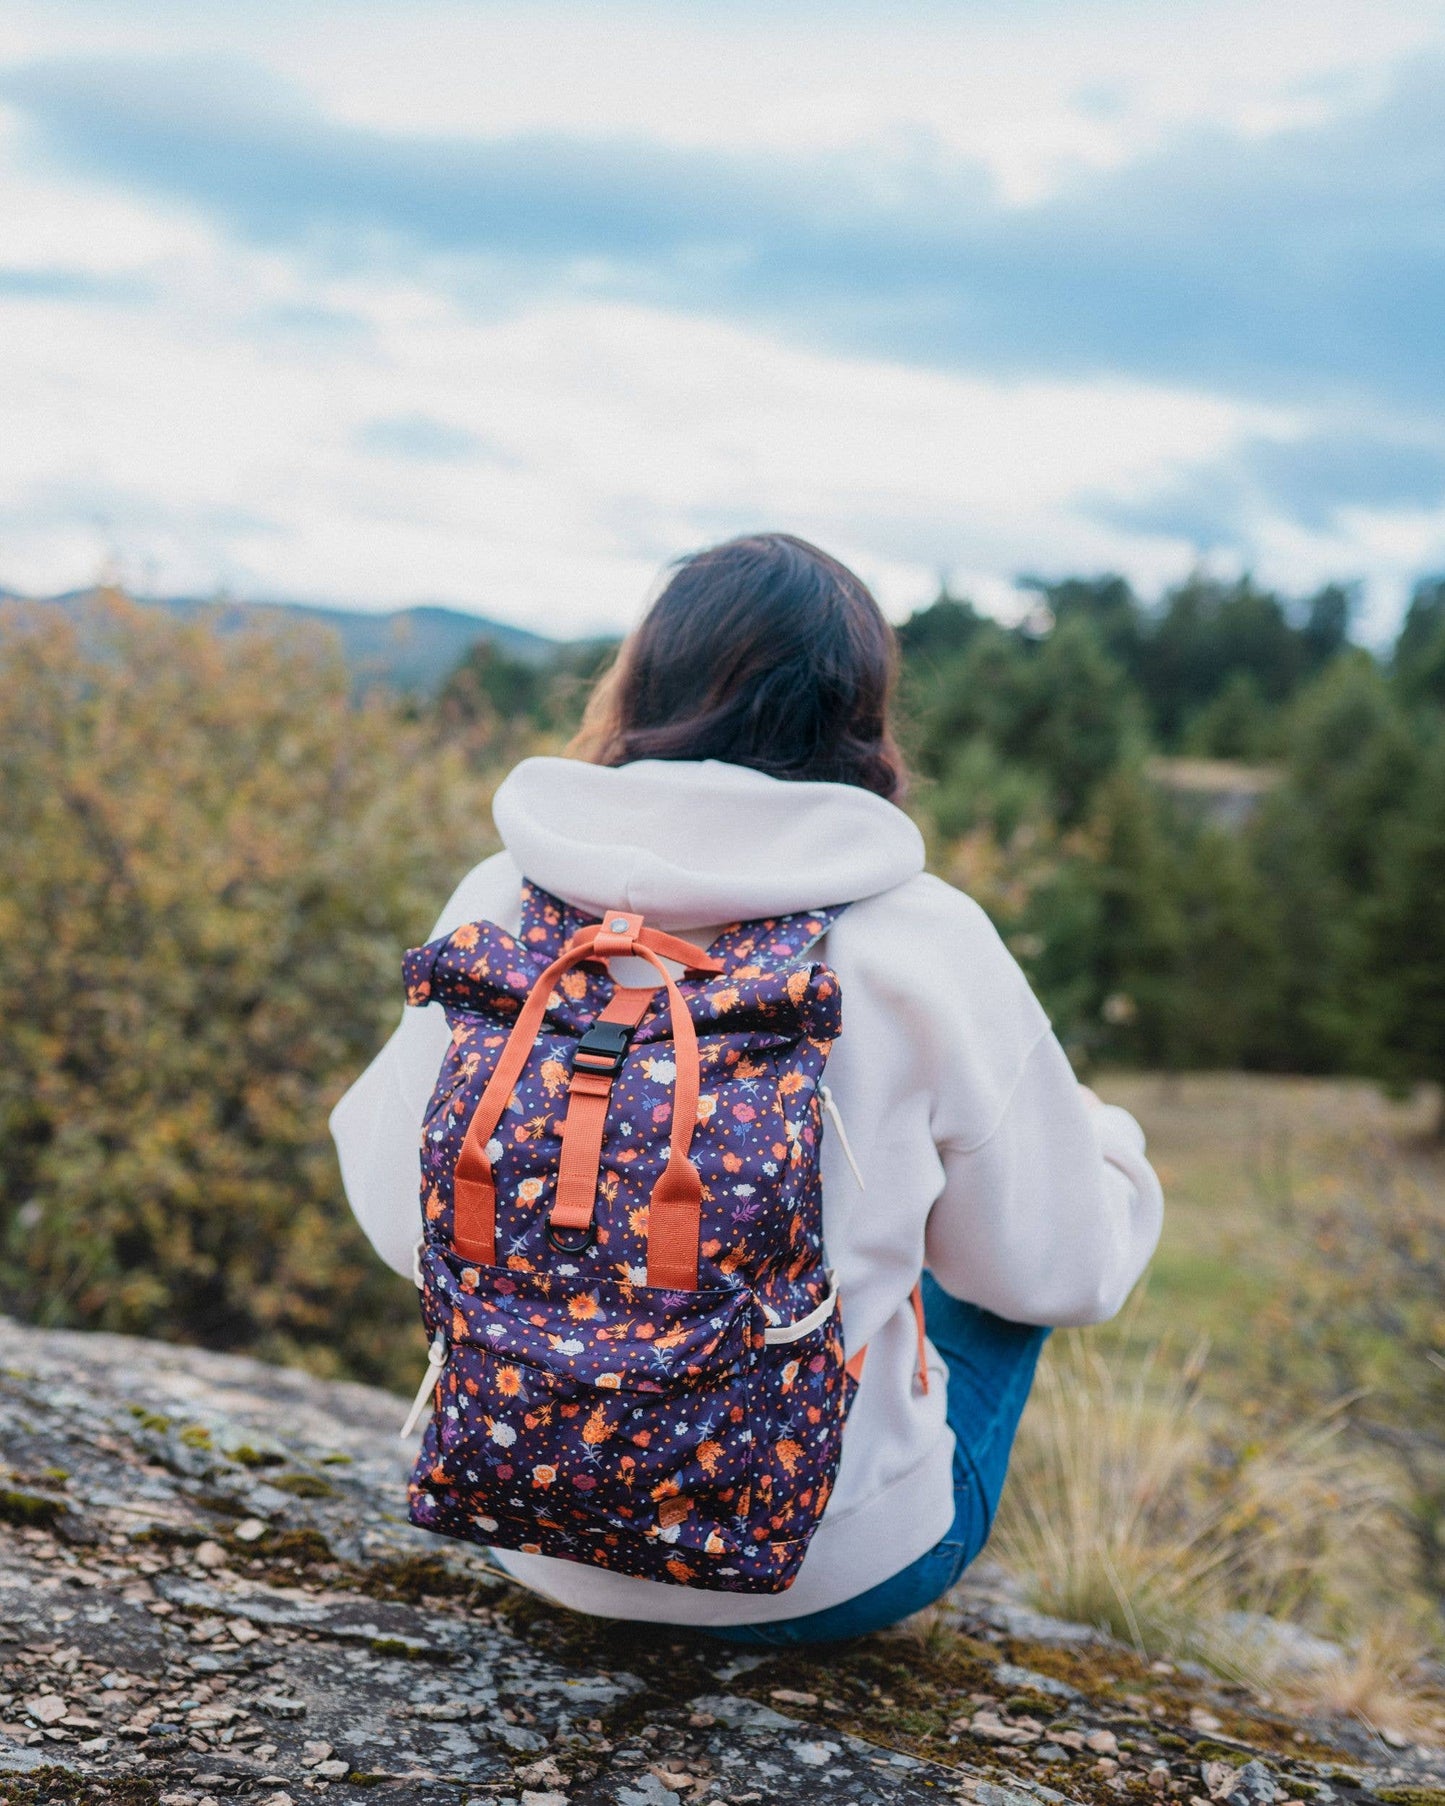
{"left": 549, "top": 984, "right": 656, "bottom": 1248}
{"left": 452, "top": 912, "right": 721, "bottom": 1279}
{"left": 844, "top": 1280, "right": 930, "bottom": 1394}
{"left": 911, "top": 1280, "right": 930, "bottom": 1393}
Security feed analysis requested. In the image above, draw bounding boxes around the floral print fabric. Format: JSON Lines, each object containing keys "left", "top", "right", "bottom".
{"left": 402, "top": 882, "right": 855, "bottom": 1592}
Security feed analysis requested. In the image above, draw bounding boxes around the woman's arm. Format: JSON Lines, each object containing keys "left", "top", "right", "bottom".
{"left": 329, "top": 850, "right": 523, "bottom": 1278}
{"left": 925, "top": 1029, "right": 1164, "bottom": 1326}
{"left": 831, "top": 872, "right": 1163, "bottom": 1330}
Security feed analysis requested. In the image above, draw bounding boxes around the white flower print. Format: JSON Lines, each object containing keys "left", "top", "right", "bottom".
{"left": 488, "top": 1421, "right": 517, "bottom": 1448}
{"left": 642, "top": 1057, "right": 676, "bottom": 1084}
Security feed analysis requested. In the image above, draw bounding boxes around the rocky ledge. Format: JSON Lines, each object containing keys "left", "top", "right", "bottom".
{"left": 2, "top": 1316, "right": 1441, "bottom": 1806}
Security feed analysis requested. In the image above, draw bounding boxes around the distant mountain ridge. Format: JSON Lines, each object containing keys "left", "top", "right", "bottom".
{"left": 0, "top": 586, "right": 562, "bottom": 692}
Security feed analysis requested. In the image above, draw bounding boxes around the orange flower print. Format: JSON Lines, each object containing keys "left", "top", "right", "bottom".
{"left": 582, "top": 1404, "right": 616, "bottom": 1444}
{"left": 425, "top": 1188, "right": 443, "bottom": 1221}
{"left": 778, "top": 1070, "right": 806, "bottom": 1095}
{"left": 516, "top": 1176, "right": 545, "bottom": 1207}
{"left": 774, "top": 1438, "right": 803, "bottom": 1475}
{"left": 697, "top": 1439, "right": 723, "bottom": 1477}
{"left": 786, "top": 968, "right": 810, "bottom": 1006}
{"left": 568, "top": 1291, "right": 600, "bottom": 1320}
{"left": 561, "top": 970, "right": 588, "bottom": 999}
{"left": 781, "top": 1360, "right": 800, "bottom": 1392}
{"left": 531, "top": 1464, "right": 558, "bottom": 1488}
{"left": 495, "top": 1364, "right": 523, "bottom": 1396}
{"left": 451, "top": 1308, "right": 467, "bottom": 1341}
{"left": 665, "top": 1558, "right": 693, "bottom": 1583}
{"left": 453, "top": 922, "right": 480, "bottom": 949}
{"left": 696, "top": 1094, "right": 717, "bottom": 1123}
{"left": 539, "top": 1057, "right": 568, "bottom": 1097}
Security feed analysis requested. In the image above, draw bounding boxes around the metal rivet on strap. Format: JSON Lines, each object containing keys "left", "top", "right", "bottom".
{"left": 609, "top": 917, "right": 629, "bottom": 933}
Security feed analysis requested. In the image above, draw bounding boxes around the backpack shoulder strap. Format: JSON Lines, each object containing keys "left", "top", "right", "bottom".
{"left": 846, "top": 1282, "right": 930, "bottom": 1395}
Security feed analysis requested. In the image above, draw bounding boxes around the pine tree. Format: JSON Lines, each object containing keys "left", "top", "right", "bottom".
{"left": 1367, "top": 731, "right": 1445, "bottom": 1135}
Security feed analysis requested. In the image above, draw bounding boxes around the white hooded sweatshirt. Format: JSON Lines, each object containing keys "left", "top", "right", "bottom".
{"left": 331, "top": 755, "right": 1163, "bottom": 1626}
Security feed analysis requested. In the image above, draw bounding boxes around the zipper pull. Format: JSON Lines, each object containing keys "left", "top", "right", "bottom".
{"left": 399, "top": 1330, "right": 448, "bottom": 1440}
{"left": 818, "top": 1084, "right": 866, "bottom": 1192}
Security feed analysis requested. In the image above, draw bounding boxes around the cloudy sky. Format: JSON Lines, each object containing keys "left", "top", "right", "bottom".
{"left": 2, "top": 1, "right": 1443, "bottom": 639}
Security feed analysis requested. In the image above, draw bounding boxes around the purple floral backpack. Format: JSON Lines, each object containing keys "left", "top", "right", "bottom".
{"left": 396, "top": 879, "right": 859, "bottom": 1593}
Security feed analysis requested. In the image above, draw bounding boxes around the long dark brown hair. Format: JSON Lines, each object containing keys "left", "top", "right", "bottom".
{"left": 569, "top": 533, "right": 907, "bottom": 801}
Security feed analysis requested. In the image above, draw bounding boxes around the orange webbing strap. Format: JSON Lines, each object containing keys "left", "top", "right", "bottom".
{"left": 549, "top": 985, "right": 655, "bottom": 1238}
{"left": 911, "top": 1280, "right": 930, "bottom": 1394}
{"left": 453, "top": 941, "right": 593, "bottom": 1264}
{"left": 601, "top": 942, "right": 706, "bottom": 1290}
{"left": 844, "top": 1281, "right": 930, "bottom": 1393}
{"left": 452, "top": 914, "right": 722, "bottom": 1272}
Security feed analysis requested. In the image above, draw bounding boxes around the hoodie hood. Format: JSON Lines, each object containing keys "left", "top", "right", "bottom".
{"left": 491, "top": 757, "right": 925, "bottom": 928}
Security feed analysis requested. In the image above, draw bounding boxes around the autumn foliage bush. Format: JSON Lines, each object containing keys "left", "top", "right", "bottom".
{"left": 0, "top": 594, "right": 495, "bottom": 1385}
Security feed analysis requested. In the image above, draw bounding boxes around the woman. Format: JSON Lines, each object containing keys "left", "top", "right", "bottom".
{"left": 332, "top": 532, "right": 1163, "bottom": 1643}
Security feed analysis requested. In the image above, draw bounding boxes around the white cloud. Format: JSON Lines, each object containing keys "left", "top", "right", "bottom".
{"left": 1, "top": 0, "right": 1443, "bottom": 631}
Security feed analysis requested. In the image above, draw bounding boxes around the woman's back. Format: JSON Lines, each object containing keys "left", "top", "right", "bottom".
{"left": 333, "top": 750, "right": 1161, "bottom": 1626}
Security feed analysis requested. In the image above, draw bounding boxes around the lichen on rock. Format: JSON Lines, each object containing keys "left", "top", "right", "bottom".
{"left": 2, "top": 1316, "right": 1441, "bottom": 1806}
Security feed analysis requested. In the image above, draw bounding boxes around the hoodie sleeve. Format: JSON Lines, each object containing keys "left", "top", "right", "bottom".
{"left": 830, "top": 873, "right": 1163, "bottom": 1329}
{"left": 925, "top": 1035, "right": 1164, "bottom": 1326}
{"left": 329, "top": 850, "right": 523, "bottom": 1278}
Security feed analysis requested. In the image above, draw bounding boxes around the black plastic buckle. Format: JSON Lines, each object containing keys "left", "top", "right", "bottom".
{"left": 571, "top": 1019, "right": 633, "bottom": 1078}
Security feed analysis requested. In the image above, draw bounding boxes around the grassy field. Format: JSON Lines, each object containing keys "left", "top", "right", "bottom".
{"left": 993, "top": 1073, "right": 1445, "bottom": 1692}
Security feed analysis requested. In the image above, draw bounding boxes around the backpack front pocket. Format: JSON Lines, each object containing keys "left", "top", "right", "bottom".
{"left": 409, "top": 1247, "right": 762, "bottom": 1580}
{"left": 747, "top": 1280, "right": 851, "bottom": 1554}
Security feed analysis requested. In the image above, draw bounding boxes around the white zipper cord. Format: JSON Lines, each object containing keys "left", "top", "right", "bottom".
{"left": 399, "top": 1330, "right": 448, "bottom": 1439}
{"left": 818, "top": 1084, "right": 866, "bottom": 1192}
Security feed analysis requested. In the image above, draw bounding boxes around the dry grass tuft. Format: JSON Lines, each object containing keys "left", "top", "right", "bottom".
{"left": 991, "top": 1323, "right": 1389, "bottom": 1667}
{"left": 1279, "top": 1618, "right": 1444, "bottom": 1745}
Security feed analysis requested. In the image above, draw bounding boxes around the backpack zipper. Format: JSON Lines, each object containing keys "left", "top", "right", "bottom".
{"left": 818, "top": 1084, "right": 866, "bottom": 1191}
{"left": 399, "top": 1330, "right": 448, "bottom": 1439}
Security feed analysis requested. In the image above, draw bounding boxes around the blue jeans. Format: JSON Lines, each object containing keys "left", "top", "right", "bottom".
{"left": 705, "top": 1275, "right": 1049, "bottom": 1645}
